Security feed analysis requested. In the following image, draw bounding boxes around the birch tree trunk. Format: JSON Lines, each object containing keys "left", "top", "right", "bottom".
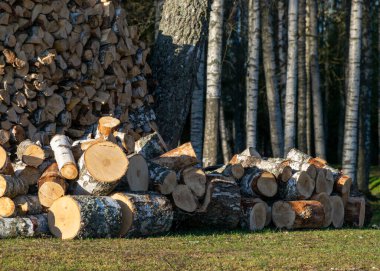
{"left": 203, "top": 0, "right": 225, "bottom": 167}
{"left": 191, "top": 44, "right": 206, "bottom": 160}
{"left": 297, "top": 0, "right": 307, "bottom": 152}
{"left": 378, "top": 4, "right": 380, "bottom": 165}
{"left": 261, "top": 0, "right": 284, "bottom": 157}
{"left": 308, "top": 0, "right": 326, "bottom": 159}
{"left": 277, "top": 0, "right": 287, "bottom": 108}
{"left": 284, "top": 0, "right": 298, "bottom": 154}
{"left": 219, "top": 102, "right": 232, "bottom": 164}
{"left": 342, "top": 0, "right": 363, "bottom": 183}
{"left": 154, "top": 0, "right": 165, "bottom": 40}
{"left": 151, "top": 0, "right": 208, "bottom": 149}
{"left": 305, "top": 1, "right": 312, "bottom": 154}
{"left": 357, "top": 0, "right": 371, "bottom": 194}
{"left": 246, "top": 0, "right": 260, "bottom": 149}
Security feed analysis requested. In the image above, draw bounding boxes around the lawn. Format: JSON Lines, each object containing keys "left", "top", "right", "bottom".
{"left": 0, "top": 170, "right": 379, "bottom": 271}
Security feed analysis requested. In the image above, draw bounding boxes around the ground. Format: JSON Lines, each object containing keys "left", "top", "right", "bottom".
{"left": 0, "top": 171, "right": 380, "bottom": 271}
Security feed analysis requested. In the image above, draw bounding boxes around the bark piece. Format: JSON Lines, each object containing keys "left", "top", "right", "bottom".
{"left": 38, "top": 163, "right": 67, "bottom": 208}
{"left": 344, "top": 196, "right": 365, "bottom": 228}
{"left": 0, "top": 214, "right": 49, "bottom": 238}
{"left": 147, "top": 161, "right": 177, "bottom": 195}
{"left": 330, "top": 195, "right": 344, "bottom": 228}
{"left": 72, "top": 141, "right": 128, "bottom": 195}
{"left": 50, "top": 135, "right": 78, "bottom": 180}
{"left": 311, "top": 192, "right": 332, "bottom": 227}
{"left": 181, "top": 167, "right": 206, "bottom": 198}
{"left": 48, "top": 195, "right": 122, "bottom": 240}
{"left": 0, "top": 175, "right": 28, "bottom": 198}
{"left": 16, "top": 139, "right": 45, "bottom": 167}
{"left": 135, "top": 132, "right": 168, "bottom": 160}
{"left": 152, "top": 142, "right": 199, "bottom": 171}
{"left": 240, "top": 168, "right": 277, "bottom": 198}
{"left": 278, "top": 171, "right": 315, "bottom": 200}
{"left": 111, "top": 192, "right": 173, "bottom": 237}
{"left": 0, "top": 145, "right": 14, "bottom": 175}
{"left": 272, "top": 200, "right": 324, "bottom": 229}
{"left": 240, "top": 197, "right": 267, "bottom": 231}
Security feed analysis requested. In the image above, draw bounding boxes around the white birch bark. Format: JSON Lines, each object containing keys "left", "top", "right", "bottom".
{"left": 261, "top": 0, "right": 284, "bottom": 157}
{"left": 246, "top": 0, "right": 260, "bottom": 149}
{"left": 191, "top": 44, "right": 206, "bottom": 161}
{"left": 305, "top": 1, "right": 312, "bottom": 154}
{"left": 284, "top": 0, "right": 298, "bottom": 154}
{"left": 308, "top": 0, "right": 326, "bottom": 159}
{"left": 219, "top": 103, "right": 232, "bottom": 164}
{"left": 203, "top": 0, "right": 224, "bottom": 166}
{"left": 342, "top": 0, "right": 363, "bottom": 182}
{"left": 277, "top": 0, "right": 287, "bottom": 107}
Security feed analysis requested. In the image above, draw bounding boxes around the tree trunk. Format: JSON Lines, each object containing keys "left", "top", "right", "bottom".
{"left": 219, "top": 102, "right": 232, "bottom": 163}
{"left": 246, "top": 0, "right": 260, "bottom": 149}
{"left": 261, "top": 0, "right": 284, "bottom": 157}
{"left": 342, "top": 0, "right": 363, "bottom": 183}
{"left": 0, "top": 214, "right": 49, "bottom": 238}
{"left": 284, "top": 0, "right": 298, "bottom": 154}
{"left": 305, "top": 1, "right": 312, "bottom": 154}
{"left": 277, "top": 0, "right": 287, "bottom": 107}
{"left": 151, "top": 0, "right": 208, "bottom": 148}
{"left": 203, "top": 0, "right": 224, "bottom": 167}
{"left": 272, "top": 200, "right": 324, "bottom": 229}
{"left": 72, "top": 141, "right": 128, "bottom": 195}
{"left": 191, "top": 44, "right": 206, "bottom": 160}
{"left": 357, "top": 1, "right": 371, "bottom": 194}
{"left": 297, "top": 0, "right": 307, "bottom": 152}
{"left": 48, "top": 196, "right": 122, "bottom": 240}
{"left": 308, "top": 0, "right": 326, "bottom": 159}
{"left": 111, "top": 192, "right": 173, "bottom": 237}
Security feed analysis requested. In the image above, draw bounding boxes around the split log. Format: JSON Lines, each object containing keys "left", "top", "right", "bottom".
{"left": 147, "top": 161, "right": 177, "bottom": 195}
{"left": 38, "top": 163, "right": 67, "bottom": 208}
{"left": 311, "top": 192, "right": 332, "bottom": 227}
{"left": 119, "top": 154, "right": 149, "bottom": 192}
{"left": 240, "top": 197, "right": 267, "bottom": 231}
{"left": 14, "top": 165, "right": 41, "bottom": 187}
{"left": 180, "top": 167, "right": 206, "bottom": 198}
{"left": 288, "top": 160, "right": 317, "bottom": 179}
{"left": 111, "top": 192, "right": 173, "bottom": 237}
{"left": 278, "top": 171, "right": 315, "bottom": 200}
{"left": 329, "top": 195, "right": 344, "bottom": 228}
{"left": 135, "top": 132, "right": 168, "bottom": 160}
{"left": 113, "top": 131, "right": 135, "bottom": 154}
{"left": 0, "top": 175, "right": 28, "bottom": 198}
{"left": 344, "top": 197, "right": 365, "bottom": 228}
{"left": 171, "top": 184, "right": 199, "bottom": 212}
{"left": 50, "top": 135, "right": 78, "bottom": 180}
{"left": 48, "top": 195, "right": 122, "bottom": 239}
{"left": 16, "top": 139, "right": 45, "bottom": 167}
{"left": 0, "top": 214, "right": 49, "bottom": 238}
{"left": 0, "top": 145, "right": 14, "bottom": 175}
{"left": 272, "top": 200, "right": 325, "bottom": 229}
{"left": 152, "top": 142, "right": 199, "bottom": 171}
{"left": 72, "top": 141, "right": 128, "bottom": 195}
{"left": 96, "top": 116, "right": 120, "bottom": 138}
{"left": 240, "top": 168, "right": 277, "bottom": 198}
{"left": 174, "top": 180, "right": 241, "bottom": 229}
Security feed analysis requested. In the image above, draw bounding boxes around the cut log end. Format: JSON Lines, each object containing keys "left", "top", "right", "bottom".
{"left": 296, "top": 171, "right": 315, "bottom": 199}
{"left": 281, "top": 166, "right": 293, "bottom": 182}
{"left": 256, "top": 172, "right": 277, "bottom": 197}
{"left": 124, "top": 154, "right": 149, "bottom": 192}
{"left": 0, "top": 197, "right": 15, "bottom": 217}
{"left": 84, "top": 141, "right": 128, "bottom": 183}
{"left": 38, "top": 181, "right": 66, "bottom": 208}
{"left": 61, "top": 163, "right": 79, "bottom": 180}
{"left": 247, "top": 202, "right": 267, "bottom": 231}
{"left": 111, "top": 192, "right": 134, "bottom": 236}
{"left": 345, "top": 197, "right": 365, "bottom": 228}
{"left": 231, "top": 164, "right": 244, "bottom": 179}
{"left": 98, "top": 116, "right": 121, "bottom": 137}
{"left": 159, "top": 170, "right": 177, "bottom": 194}
{"left": 330, "top": 195, "right": 344, "bottom": 228}
{"left": 172, "top": 184, "right": 198, "bottom": 212}
{"left": 48, "top": 196, "right": 81, "bottom": 240}
{"left": 22, "top": 144, "right": 45, "bottom": 167}
{"left": 272, "top": 201, "right": 296, "bottom": 229}
{"left": 311, "top": 192, "right": 332, "bottom": 227}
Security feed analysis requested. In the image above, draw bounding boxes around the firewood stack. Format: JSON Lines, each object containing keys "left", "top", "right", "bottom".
{"left": 0, "top": 0, "right": 154, "bottom": 152}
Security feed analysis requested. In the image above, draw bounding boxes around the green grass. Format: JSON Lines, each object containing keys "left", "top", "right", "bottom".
{"left": 0, "top": 229, "right": 379, "bottom": 271}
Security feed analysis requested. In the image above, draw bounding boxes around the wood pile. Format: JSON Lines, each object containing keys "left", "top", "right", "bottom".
{"left": 0, "top": 115, "right": 369, "bottom": 239}
{"left": 0, "top": 0, "right": 155, "bottom": 152}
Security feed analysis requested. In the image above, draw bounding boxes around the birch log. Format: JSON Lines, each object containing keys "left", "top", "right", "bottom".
{"left": 48, "top": 196, "right": 122, "bottom": 239}
{"left": 311, "top": 192, "right": 332, "bottom": 227}
{"left": 38, "top": 163, "right": 67, "bottom": 208}
{"left": 0, "top": 175, "right": 28, "bottom": 198}
{"left": 111, "top": 192, "right": 173, "bottom": 237}
{"left": 0, "top": 214, "right": 49, "bottom": 238}
{"left": 147, "top": 161, "right": 177, "bottom": 195}
{"left": 135, "top": 132, "right": 168, "bottom": 160}
{"left": 0, "top": 145, "right": 14, "bottom": 175}
{"left": 16, "top": 139, "right": 45, "bottom": 167}
{"left": 240, "top": 168, "right": 277, "bottom": 197}
{"left": 50, "top": 135, "right": 78, "bottom": 180}
{"left": 240, "top": 197, "right": 267, "bottom": 231}
{"left": 278, "top": 171, "right": 315, "bottom": 200}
